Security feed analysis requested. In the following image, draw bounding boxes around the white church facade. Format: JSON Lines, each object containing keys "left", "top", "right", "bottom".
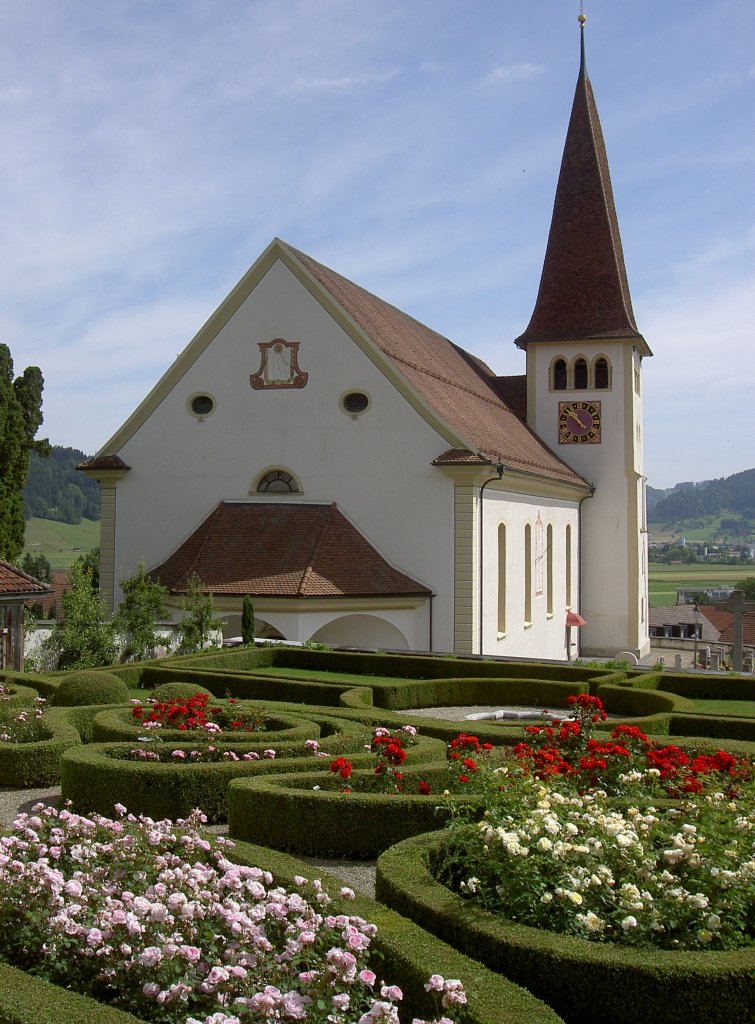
{"left": 82, "top": 24, "right": 651, "bottom": 662}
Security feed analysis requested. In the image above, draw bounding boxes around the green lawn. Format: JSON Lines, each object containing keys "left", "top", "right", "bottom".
{"left": 22, "top": 517, "right": 100, "bottom": 569}
{"left": 688, "top": 698, "right": 755, "bottom": 718}
{"left": 649, "top": 564, "right": 754, "bottom": 608}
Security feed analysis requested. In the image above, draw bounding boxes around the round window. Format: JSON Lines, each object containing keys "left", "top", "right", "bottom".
{"left": 189, "top": 394, "right": 215, "bottom": 417}
{"left": 341, "top": 391, "right": 369, "bottom": 415}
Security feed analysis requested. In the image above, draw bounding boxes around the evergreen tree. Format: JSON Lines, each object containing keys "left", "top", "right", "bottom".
{"left": 20, "top": 552, "right": 52, "bottom": 583}
{"left": 113, "top": 562, "right": 169, "bottom": 662}
{"left": 241, "top": 595, "right": 256, "bottom": 645}
{"left": 41, "top": 560, "right": 116, "bottom": 670}
{"left": 0, "top": 344, "right": 49, "bottom": 561}
{"left": 176, "top": 572, "right": 223, "bottom": 653}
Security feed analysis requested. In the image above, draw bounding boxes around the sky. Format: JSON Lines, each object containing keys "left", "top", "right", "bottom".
{"left": 1, "top": 1, "right": 753, "bottom": 490}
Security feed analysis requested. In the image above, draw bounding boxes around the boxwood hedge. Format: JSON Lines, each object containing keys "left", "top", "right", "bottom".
{"left": 376, "top": 830, "right": 755, "bottom": 1024}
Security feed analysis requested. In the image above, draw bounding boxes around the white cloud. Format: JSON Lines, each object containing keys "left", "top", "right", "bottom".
{"left": 482, "top": 63, "right": 544, "bottom": 86}
{"left": 284, "top": 70, "right": 400, "bottom": 95}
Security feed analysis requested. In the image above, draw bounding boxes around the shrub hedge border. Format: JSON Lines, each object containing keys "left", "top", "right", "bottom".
{"left": 227, "top": 764, "right": 461, "bottom": 857}
{"left": 0, "top": 704, "right": 128, "bottom": 787}
{"left": 375, "top": 830, "right": 755, "bottom": 1024}
{"left": 59, "top": 730, "right": 445, "bottom": 824}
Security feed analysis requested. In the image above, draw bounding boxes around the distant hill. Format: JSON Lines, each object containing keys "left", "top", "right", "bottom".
{"left": 23, "top": 446, "right": 100, "bottom": 524}
{"left": 650, "top": 469, "right": 755, "bottom": 522}
{"left": 649, "top": 468, "right": 755, "bottom": 543}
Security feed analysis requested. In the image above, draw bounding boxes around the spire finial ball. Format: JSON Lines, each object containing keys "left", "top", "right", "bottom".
{"left": 578, "top": 13, "right": 586, "bottom": 26}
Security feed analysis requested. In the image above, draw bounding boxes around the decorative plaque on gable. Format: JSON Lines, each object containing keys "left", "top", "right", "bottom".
{"left": 250, "top": 339, "right": 308, "bottom": 390}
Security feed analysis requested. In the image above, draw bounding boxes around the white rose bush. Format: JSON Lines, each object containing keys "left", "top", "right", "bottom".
{"left": 433, "top": 695, "right": 755, "bottom": 951}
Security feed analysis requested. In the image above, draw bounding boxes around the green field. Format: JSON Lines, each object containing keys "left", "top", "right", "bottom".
{"left": 22, "top": 517, "right": 100, "bottom": 569}
{"left": 649, "top": 563, "right": 754, "bottom": 608}
{"left": 649, "top": 512, "right": 754, "bottom": 545}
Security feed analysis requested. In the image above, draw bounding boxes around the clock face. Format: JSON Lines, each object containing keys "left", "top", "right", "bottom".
{"left": 558, "top": 400, "right": 601, "bottom": 444}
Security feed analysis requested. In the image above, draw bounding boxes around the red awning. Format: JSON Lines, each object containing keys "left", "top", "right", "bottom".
{"left": 566, "top": 611, "right": 587, "bottom": 627}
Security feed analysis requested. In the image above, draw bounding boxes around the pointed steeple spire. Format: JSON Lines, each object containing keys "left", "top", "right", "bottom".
{"left": 515, "top": 17, "right": 649, "bottom": 352}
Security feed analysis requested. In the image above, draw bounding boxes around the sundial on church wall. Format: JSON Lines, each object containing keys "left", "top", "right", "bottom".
{"left": 250, "top": 339, "right": 309, "bottom": 390}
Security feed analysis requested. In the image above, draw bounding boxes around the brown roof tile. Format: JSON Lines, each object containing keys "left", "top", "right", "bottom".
{"left": 150, "top": 502, "right": 432, "bottom": 599}
{"left": 650, "top": 605, "right": 720, "bottom": 643}
{"left": 0, "top": 560, "right": 50, "bottom": 598}
{"left": 78, "top": 454, "right": 131, "bottom": 471}
{"left": 515, "top": 29, "right": 648, "bottom": 351}
{"left": 699, "top": 607, "right": 755, "bottom": 648}
{"left": 285, "top": 244, "right": 588, "bottom": 489}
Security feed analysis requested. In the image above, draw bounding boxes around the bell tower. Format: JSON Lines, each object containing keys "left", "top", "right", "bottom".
{"left": 515, "top": 15, "right": 652, "bottom": 658}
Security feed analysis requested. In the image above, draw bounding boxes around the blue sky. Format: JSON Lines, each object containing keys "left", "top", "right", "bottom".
{"left": 1, "top": 1, "right": 753, "bottom": 489}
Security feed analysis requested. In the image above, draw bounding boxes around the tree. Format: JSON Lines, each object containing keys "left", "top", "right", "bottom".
{"left": 20, "top": 552, "right": 52, "bottom": 583}
{"left": 113, "top": 562, "right": 169, "bottom": 662}
{"left": 0, "top": 344, "right": 49, "bottom": 561}
{"left": 41, "top": 560, "right": 116, "bottom": 670}
{"left": 73, "top": 548, "right": 100, "bottom": 591}
{"left": 738, "top": 577, "right": 755, "bottom": 600}
{"left": 175, "top": 572, "right": 223, "bottom": 653}
{"left": 241, "top": 595, "right": 256, "bottom": 645}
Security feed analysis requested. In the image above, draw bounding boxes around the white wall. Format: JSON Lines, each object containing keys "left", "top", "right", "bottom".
{"left": 480, "top": 489, "right": 579, "bottom": 660}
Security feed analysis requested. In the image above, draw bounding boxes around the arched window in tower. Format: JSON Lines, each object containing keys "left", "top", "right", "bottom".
{"left": 552, "top": 358, "right": 567, "bottom": 390}
{"left": 594, "top": 357, "right": 610, "bottom": 389}
{"left": 255, "top": 469, "right": 300, "bottom": 493}
{"left": 574, "top": 357, "right": 588, "bottom": 390}
{"left": 546, "top": 523, "right": 554, "bottom": 616}
{"left": 565, "top": 523, "right": 572, "bottom": 608}
{"left": 524, "top": 523, "right": 532, "bottom": 625}
{"left": 497, "top": 523, "right": 506, "bottom": 636}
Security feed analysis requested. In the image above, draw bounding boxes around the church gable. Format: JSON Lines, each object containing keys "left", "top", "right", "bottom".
{"left": 97, "top": 238, "right": 586, "bottom": 491}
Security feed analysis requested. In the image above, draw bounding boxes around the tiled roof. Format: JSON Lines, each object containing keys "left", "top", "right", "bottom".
{"left": 432, "top": 449, "right": 489, "bottom": 466}
{"left": 286, "top": 244, "right": 587, "bottom": 488}
{"left": 698, "top": 606, "right": 755, "bottom": 648}
{"left": 150, "top": 501, "right": 432, "bottom": 599}
{"left": 77, "top": 454, "right": 131, "bottom": 471}
{"left": 0, "top": 560, "right": 50, "bottom": 598}
{"left": 515, "top": 29, "right": 647, "bottom": 350}
{"left": 35, "top": 568, "right": 71, "bottom": 617}
{"left": 489, "top": 374, "right": 528, "bottom": 420}
{"left": 649, "top": 605, "right": 720, "bottom": 643}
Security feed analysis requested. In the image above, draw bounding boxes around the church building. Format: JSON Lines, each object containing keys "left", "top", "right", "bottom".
{"left": 82, "top": 21, "right": 651, "bottom": 661}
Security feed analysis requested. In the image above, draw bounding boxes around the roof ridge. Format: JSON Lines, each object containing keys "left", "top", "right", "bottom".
{"left": 296, "top": 503, "right": 335, "bottom": 596}
{"left": 183, "top": 501, "right": 224, "bottom": 589}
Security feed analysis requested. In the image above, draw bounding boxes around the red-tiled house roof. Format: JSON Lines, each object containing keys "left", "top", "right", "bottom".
{"left": 287, "top": 243, "right": 588, "bottom": 488}
{"left": 0, "top": 561, "right": 50, "bottom": 599}
{"left": 515, "top": 28, "right": 649, "bottom": 352}
{"left": 150, "top": 502, "right": 431, "bottom": 599}
{"left": 698, "top": 606, "right": 755, "bottom": 648}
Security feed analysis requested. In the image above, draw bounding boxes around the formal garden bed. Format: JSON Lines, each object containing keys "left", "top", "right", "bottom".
{"left": 1, "top": 654, "right": 754, "bottom": 1023}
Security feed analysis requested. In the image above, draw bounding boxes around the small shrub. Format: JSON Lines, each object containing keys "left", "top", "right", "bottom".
{"left": 53, "top": 671, "right": 130, "bottom": 707}
{"left": 149, "top": 681, "right": 214, "bottom": 702}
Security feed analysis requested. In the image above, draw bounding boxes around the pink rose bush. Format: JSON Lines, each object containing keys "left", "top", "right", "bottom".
{"left": 0, "top": 688, "right": 46, "bottom": 743}
{"left": 0, "top": 803, "right": 465, "bottom": 1024}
